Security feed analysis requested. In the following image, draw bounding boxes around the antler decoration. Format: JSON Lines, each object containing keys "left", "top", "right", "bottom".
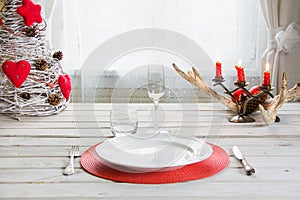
{"left": 258, "top": 73, "right": 287, "bottom": 125}
{"left": 173, "top": 63, "right": 237, "bottom": 112}
{"left": 173, "top": 63, "right": 300, "bottom": 125}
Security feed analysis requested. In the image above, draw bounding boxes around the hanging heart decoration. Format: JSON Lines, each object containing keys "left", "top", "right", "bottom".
{"left": 58, "top": 74, "right": 72, "bottom": 101}
{"left": 2, "top": 60, "right": 31, "bottom": 88}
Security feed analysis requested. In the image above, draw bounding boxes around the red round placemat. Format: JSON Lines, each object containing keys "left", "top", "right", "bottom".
{"left": 80, "top": 143, "right": 229, "bottom": 184}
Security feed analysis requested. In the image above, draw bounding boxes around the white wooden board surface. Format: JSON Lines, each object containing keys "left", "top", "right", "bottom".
{"left": 0, "top": 103, "right": 300, "bottom": 199}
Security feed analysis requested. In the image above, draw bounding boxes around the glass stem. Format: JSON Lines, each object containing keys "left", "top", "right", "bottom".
{"left": 153, "top": 100, "right": 159, "bottom": 131}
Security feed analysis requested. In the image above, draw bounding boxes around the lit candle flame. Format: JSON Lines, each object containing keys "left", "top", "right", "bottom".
{"left": 266, "top": 63, "right": 270, "bottom": 72}
{"left": 238, "top": 59, "right": 242, "bottom": 67}
{"left": 217, "top": 54, "right": 221, "bottom": 62}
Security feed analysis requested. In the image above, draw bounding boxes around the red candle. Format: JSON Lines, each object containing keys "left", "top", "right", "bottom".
{"left": 216, "top": 61, "right": 222, "bottom": 78}
{"left": 263, "top": 63, "right": 271, "bottom": 86}
{"left": 235, "top": 61, "right": 245, "bottom": 82}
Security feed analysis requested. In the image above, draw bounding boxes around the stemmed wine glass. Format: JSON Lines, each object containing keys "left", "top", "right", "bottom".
{"left": 148, "top": 63, "right": 165, "bottom": 133}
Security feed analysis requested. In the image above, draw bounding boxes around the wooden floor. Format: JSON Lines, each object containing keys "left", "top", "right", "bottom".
{"left": 0, "top": 103, "right": 300, "bottom": 199}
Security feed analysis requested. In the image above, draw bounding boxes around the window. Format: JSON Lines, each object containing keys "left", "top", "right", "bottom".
{"left": 45, "top": 0, "right": 265, "bottom": 102}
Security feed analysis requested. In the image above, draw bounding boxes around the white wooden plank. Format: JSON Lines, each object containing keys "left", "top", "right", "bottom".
{"left": 0, "top": 144, "right": 298, "bottom": 158}
{"left": 1, "top": 124, "right": 300, "bottom": 138}
{"left": 1, "top": 114, "right": 300, "bottom": 131}
{"left": 1, "top": 156, "right": 299, "bottom": 170}
{"left": 0, "top": 145, "right": 298, "bottom": 157}
{"left": 0, "top": 137, "right": 299, "bottom": 147}
{"left": 1, "top": 113, "right": 300, "bottom": 124}
{"left": 0, "top": 102, "right": 298, "bottom": 119}
{"left": 66, "top": 102, "right": 300, "bottom": 111}
{"left": 0, "top": 108, "right": 298, "bottom": 119}
{"left": 0, "top": 167, "right": 299, "bottom": 183}
{"left": 0, "top": 182, "right": 299, "bottom": 199}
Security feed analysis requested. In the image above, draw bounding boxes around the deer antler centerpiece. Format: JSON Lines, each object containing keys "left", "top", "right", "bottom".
{"left": 173, "top": 63, "right": 300, "bottom": 125}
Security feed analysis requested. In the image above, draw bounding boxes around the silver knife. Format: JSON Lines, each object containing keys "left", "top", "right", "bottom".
{"left": 232, "top": 146, "right": 255, "bottom": 176}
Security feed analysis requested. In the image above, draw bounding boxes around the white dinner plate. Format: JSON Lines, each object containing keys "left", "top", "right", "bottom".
{"left": 95, "top": 135, "right": 212, "bottom": 173}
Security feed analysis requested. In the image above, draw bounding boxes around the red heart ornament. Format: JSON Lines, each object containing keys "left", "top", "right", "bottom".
{"left": 58, "top": 74, "right": 72, "bottom": 101}
{"left": 2, "top": 60, "right": 31, "bottom": 88}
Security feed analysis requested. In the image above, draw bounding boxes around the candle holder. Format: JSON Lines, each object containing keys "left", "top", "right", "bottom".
{"left": 213, "top": 76, "right": 273, "bottom": 123}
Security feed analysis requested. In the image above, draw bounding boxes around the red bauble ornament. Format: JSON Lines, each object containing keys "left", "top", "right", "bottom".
{"left": 2, "top": 60, "right": 31, "bottom": 88}
{"left": 232, "top": 89, "right": 247, "bottom": 103}
{"left": 58, "top": 74, "right": 72, "bottom": 101}
{"left": 249, "top": 85, "right": 261, "bottom": 95}
{"left": 0, "top": 18, "right": 3, "bottom": 26}
{"left": 17, "top": 0, "right": 42, "bottom": 26}
{"left": 232, "top": 86, "right": 262, "bottom": 103}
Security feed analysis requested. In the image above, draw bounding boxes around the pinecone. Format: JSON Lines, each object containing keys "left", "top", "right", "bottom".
{"left": 35, "top": 59, "right": 49, "bottom": 71}
{"left": 53, "top": 51, "right": 63, "bottom": 61}
{"left": 23, "top": 27, "right": 37, "bottom": 37}
{"left": 48, "top": 94, "right": 61, "bottom": 106}
{"left": 259, "top": 93, "right": 268, "bottom": 102}
{"left": 20, "top": 92, "right": 30, "bottom": 100}
{"left": 241, "top": 97, "right": 265, "bottom": 115}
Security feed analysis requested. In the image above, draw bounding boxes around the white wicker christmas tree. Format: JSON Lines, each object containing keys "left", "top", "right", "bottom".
{"left": 0, "top": 0, "right": 71, "bottom": 119}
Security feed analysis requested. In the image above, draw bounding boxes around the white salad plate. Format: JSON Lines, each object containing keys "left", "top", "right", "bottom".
{"left": 95, "top": 135, "right": 213, "bottom": 173}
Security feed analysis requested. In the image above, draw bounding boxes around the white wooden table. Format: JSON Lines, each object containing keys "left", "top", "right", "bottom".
{"left": 1, "top": 103, "right": 300, "bottom": 199}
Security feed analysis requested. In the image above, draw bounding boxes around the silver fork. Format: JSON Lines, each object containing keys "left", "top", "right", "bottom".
{"left": 63, "top": 146, "right": 80, "bottom": 176}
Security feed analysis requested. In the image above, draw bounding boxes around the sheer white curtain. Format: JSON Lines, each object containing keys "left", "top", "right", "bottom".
{"left": 47, "top": 0, "right": 261, "bottom": 73}
{"left": 260, "top": 0, "right": 300, "bottom": 93}
{"left": 43, "top": 0, "right": 57, "bottom": 48}
{"left": 41, "top": 0, "right": 80, "bottom": 73}
{"left": 44, "top": 0, "right": 263, "bottom": 102}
